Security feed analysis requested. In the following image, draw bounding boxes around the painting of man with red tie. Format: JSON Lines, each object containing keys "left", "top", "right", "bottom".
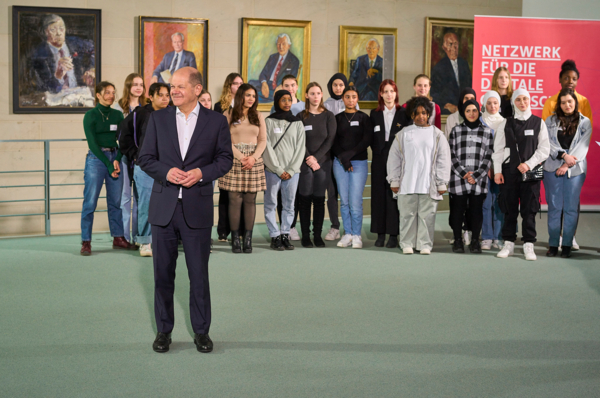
{"left": 241, "top": 18, "right": 311, "bottom": 111}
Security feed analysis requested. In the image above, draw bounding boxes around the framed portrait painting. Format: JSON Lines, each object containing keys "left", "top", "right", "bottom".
{"left": 241, "top": 18, "right": 311, "bottom": 112}
{"left": 12, "top": 6, "right": 101, "bottom": 114}
{"left": 139, "top": 16, "right": 208, "bottom": 91}
{"left": 339, "top": 26, "right": 397, "bottom": 109}
{"left": 424, "top": 17, "right": 474, "bottom": 119}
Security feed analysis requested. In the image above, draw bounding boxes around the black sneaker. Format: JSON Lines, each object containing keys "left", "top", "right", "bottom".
{"left": 546, "top": 246, "right": 559, "bottom": 257}
{"left": 469, "top": 240, "right": 482, "bottom": 254}
{"left": 452, "top": 239, "right": 465, "bottom": 253}
{"left": 270, "top": 236, "right": 285, "bottom": 251}
{"left": 281, "top": 234, "right": 295, "bottom": 250}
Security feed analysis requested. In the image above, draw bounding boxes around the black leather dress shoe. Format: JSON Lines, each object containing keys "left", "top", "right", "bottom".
{"left": 153, "top": 332, "right": 172, "bottom": 353}
{"left": 374, "top": 234, "right": 385, "bottom": 247}
{"left": 194, "top": 333, "right": 213, "bottom": 353}
{"left": 386, "top": 235, "right": 399, "bottom": 248}
{"left": 561, "top": 246, "right": 572, "bottom": 258}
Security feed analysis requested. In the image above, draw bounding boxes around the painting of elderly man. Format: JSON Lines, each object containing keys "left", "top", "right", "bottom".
{"left": 12, "top": 7, "right": 100, "bottom": 113}
{"left": 425, "top": 18, "right": 474, "bottom": 116}
{"left": 348, "top": 38, "right": 384, "bottom": 101}
{"left": 241, "top": 18, "right": 311, "bottom": 111}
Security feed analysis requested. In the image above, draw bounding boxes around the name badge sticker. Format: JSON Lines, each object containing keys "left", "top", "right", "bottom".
{"left": 274, "top": 127, "right": 282, "bottom": 134}
{"left": 304, "top": 125, "right": 313, "bottom": 131}
{"left": 110, "top": 124, "right": 118, "bottom": 131}
{"left": 471, "top": 136, "right": 482, "bottom": 143}
{"left": 524, "top": 129, "right": 534, "bottom": 136}
{"left": 350, "top": 121, "right": 359, "bottom": 127}
{"left": 374, "top": 125, "right": 381, "bottom": 132}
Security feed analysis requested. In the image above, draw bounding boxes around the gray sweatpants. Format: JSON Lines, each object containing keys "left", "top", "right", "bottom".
{"left": 398, "top": 194, "right": 438, "bottom": 251}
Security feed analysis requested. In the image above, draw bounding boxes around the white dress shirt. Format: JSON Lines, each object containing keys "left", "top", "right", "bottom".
{"left": 169, "top": 50, "right": 183, "bottom": 72}
{"left": 450, "top": 59, "right": 460, "bottom": 85}
{"left": 266, "top": 53, "right": 288, "bottom": 82}
{"left": 173, "top": 102, "right": 200, "bottom": 198}
{"left": 48, "top": 42, "right": 77, "bottom": 88}
{"left": 383, "top": 106, "right": 396, "bottom": 141}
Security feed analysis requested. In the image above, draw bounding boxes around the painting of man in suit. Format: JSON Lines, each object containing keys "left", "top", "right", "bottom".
{"left": 150, "top": 32, "right": 197, "bottom": 84}
{"left": 249, "top": 33, "right": 300, "bottom": 103}
{"left": 349, "top": 38, "right": 383, "bottom": 101}
{"left": 430, "top": 29, "right": 473, "bottom": 115}
{"left": 12, "top": 7, "right": 101, "bottom": 113}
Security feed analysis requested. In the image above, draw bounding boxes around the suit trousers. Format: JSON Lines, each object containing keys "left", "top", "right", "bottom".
{"left": 398, "top": 194, "right": 438, "bottom": 251}
{"left": 152, "top": 201, "right": 212, "bottom": 335}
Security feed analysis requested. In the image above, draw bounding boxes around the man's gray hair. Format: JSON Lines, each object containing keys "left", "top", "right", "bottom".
{"left": 189, "top": 70, "right": 204, "bottom": 87}
{"left": 367, "top": 38, "right": 380, "bottom": 49}
{"left": 276, "top": 33, "right": 291, "bottom": 46}
{"left": 42, "top": 14, "right": 64, "bottom": 33}
{"left": 171, "top": 32, "right": 185, "bottom": 42}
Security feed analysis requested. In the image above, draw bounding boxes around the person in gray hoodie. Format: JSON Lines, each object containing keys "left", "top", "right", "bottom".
{"left": 386, "top": 96, "right": 451, "bottom": 255}
{"left": 263, "top": 90, "right": 306, "bottom": 251}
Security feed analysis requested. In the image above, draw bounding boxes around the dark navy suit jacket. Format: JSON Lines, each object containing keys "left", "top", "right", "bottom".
{"left": 152, "top": 50, "right": 197, "bottom": 83}
{"left": 258, "top": 51, "right": 300, "bottom": 87}
{"left": 137, "top": 105, "right": 233, "bottom": 228}
{"left": 31, "top": 37, "right": 95, "bottom": 93}
{"left": 349, "top": 54, "right": 383, "bottom": 101}
{"left": 430, "top": 56, "right": 472, "bottom": 115}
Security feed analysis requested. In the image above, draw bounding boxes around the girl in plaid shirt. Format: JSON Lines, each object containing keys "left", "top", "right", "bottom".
{"left": 448, "top": 99, "right": 494, "bottom": 253}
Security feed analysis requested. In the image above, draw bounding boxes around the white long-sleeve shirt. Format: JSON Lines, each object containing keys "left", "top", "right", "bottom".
{"left": 492, "top": 117, "right": 550, "bottom": 173}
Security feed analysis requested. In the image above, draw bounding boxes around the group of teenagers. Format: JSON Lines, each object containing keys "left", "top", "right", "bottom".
{"left": 79, "top": 59, "right": 591, "bottom": 261}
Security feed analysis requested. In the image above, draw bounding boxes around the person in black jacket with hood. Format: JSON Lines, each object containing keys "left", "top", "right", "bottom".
{"left": 119, "top": 82, "right": 171, "bottom": 257}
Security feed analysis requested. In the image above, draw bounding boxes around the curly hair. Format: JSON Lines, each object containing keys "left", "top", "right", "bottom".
{"left": 405, "top": 95, "right": 433, "bottom": 119}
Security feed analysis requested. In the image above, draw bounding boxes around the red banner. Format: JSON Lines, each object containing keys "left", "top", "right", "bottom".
{"left": 473, "top": 16, "right": 599, "bottom": 207}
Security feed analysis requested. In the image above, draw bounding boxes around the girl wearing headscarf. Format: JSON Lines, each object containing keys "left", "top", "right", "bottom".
{"left": 493, "top": 89, "right": 550, "bottom": 261}
{"left": 448, "top": 100, "right": 493, "bottom": 254}
{"left": 543, "top": 88, "right": 592, "bottom": 258}
{"left": 444, "top": 87, "right": 477, "bottom": 246}
{"left": 387, "top": 96, "right": 450, "bottom": 255}
{"left": 263, "top": 90, "right": 306, "bottom": 251}
{"left": 332, "top": 87, "right": 372, "bottom": 249}
{"left": 479, "top": 90, "right": 506, "bottom": 250}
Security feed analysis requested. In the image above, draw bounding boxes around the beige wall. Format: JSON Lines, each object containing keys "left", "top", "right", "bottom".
{"left": 0, "top": 0, "right": 522, "bottom": 237}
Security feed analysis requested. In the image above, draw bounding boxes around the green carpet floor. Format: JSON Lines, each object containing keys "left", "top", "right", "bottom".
{"left": 1, "top": 213, "right": 599, "bottom": 397}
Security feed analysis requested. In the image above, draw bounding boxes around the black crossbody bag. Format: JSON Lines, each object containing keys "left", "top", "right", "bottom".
{"left": 272, "top": 123, "right": 293, "bottom": 150}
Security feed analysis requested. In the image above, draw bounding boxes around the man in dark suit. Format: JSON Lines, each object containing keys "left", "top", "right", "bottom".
{"left": 31, "top": 14, "right": 95, "bottom": 94}
{"left": 151, "top": 33, "right": 198, "bottom": 84}
{"left": 349, "top": 38, "right": 383, "bottom": 101}
{"left": 138, "top": 67, "right": 233, "bottom": 353}
{"left": 250, "top": 33, "right": 300, "bottom": 103}
{"left": 430, "top": 31, "right": 472, "bottom": 115}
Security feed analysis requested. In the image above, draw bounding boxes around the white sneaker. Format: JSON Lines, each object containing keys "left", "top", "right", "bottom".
{"left": 497, "top": 241, "right": 514, "bottom": 258}
{"left": 140, "top": 244, "right": 152, "bottom": 257}
{"left": 337, "top": 234, "right": 353, "bottom": 247}
{"left": 420, "top": 248, "right": 431, "bottom": 255}
{"left": 449, "top": 238, "right": 455, "bottom": 245}
{"left": 352, "top": 235, "right": 362, "bottom": 248}
{"left": 289, "top": 227, "right": 301, "bottom": 241}
{"left": 463, "top": 230, "right": 472, "bottom": 245}
{"left": 481, "top": 239, "right": 493, "bottom": 250}
{"left": 402, "top": 247, "right": 414, "bottom": 254}
{"left": 325, "top": 227, "right": 341, "bottom": 241}
{"left": 572, "top": 237, "right": 580, "bottom": 251}
{"left": 493, "top": 240, "right": 501, "bottom": 249}
{"left": 523, "top": 242, "right": 537, "bottom": 261}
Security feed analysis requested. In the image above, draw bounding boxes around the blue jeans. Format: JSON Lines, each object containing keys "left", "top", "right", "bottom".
{"left": 481, "top": 176, "right": 504, "bottom": 241}
{"left": 544, "top": 171, "right": 585, "bottom": 247}
{"left": 264, "top": 171, "right": 300, "bottom": 237}
{"left": 333, "top": 158, "right": 368, "bottom": 236}
{"left": 81, "top": 150, "right": 124, "bottom": 241}
{"left": 121, "top": 156, "right": 138, "bottom": 242}
{"left": 133, "top": 164, "right": 153, "bottom": 245}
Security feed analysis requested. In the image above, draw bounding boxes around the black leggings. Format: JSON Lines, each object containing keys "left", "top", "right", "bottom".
{"left": 298, "top": 159, "right": 331, "bottom": 197}
{"left": 228, "top": 192, "right": 257, "bottom": 232}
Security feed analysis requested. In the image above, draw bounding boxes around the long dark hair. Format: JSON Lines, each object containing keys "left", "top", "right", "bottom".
{"left": 301, "top": 82, "right": 326, "bottom": 119}
{"left": 375, "top": 79, "right": 401, "bottom": 112}
{"left": 554, "top": 88, "right": 580, "bottom": 136}
{"left": 94, "top": 81, "right": 115, "bottom": 105}
{"left": 230, "top": 84, "right": 260, "bottom": 128}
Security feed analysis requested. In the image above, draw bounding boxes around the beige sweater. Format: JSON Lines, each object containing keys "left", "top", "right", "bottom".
{"left": 224, "top": 110, "right": 267, "bottom": 161}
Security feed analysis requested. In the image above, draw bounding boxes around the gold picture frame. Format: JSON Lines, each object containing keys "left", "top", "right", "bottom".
{"left": 424, "top": 17, "right": 474, "bottom": 124}
{"left": 339, "top": 25, "right": 397, "bottom": 110}
{"left": 241, "top": 18, "right": 311, "bottom": 112}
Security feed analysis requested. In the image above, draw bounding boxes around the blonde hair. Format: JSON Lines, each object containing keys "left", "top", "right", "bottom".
{"left": 491, "top": 67, "right": 513, "bottom": 99}
{"left": 118, "top": 73, "right": 146, "bottom": 115}
{"left": 217, "top": 73, "right": 242, "bottom": 113}
{"left": 413, "top": 74, "right": 432, "bottom": 100}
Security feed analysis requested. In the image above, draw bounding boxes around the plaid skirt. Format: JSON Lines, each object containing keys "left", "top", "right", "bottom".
{"left": 219, "top": 157, "right": 267, "bottom": 193}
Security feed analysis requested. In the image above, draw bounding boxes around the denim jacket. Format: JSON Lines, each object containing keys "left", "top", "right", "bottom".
{"left": 543, "top": 114, "right": 592, "bottom": 178}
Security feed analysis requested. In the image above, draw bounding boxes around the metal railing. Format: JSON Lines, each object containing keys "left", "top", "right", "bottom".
{"left": 0, "top": 139, "right": 374, "bottom": 237}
